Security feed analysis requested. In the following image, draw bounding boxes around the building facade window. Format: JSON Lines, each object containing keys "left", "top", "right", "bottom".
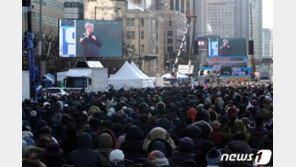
{"left": 141, "top": 31, "right": 144, "bottom": 39}
{"left": 168, "top": 46, "right": 173, "bottom": 52}
{"left": 176, "top": 0, "right": 179, "bottom": 11}
{"left": 167, "top": 31, "right": 173, "bottom": 36}
{"left": 127, "top": 31, "right": 135, "bottom": 39}
{"left": 170, "top": 0, "right": 174, "bottom": 10}
{"left": 167, "top": 38, "right": 173, "bottom": 44}
{"left": 169, "top": 20, "right": 172, "bottom": 27}
{"left": 141, "top": 18, "right": 144, "bottom": 26}
{"left": 127, "top": 18, "right": 135, "bottom": 26}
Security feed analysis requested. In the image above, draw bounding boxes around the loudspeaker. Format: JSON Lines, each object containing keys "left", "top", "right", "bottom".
{"left": 194, "top": 41, "right": 199, "bottom": 55}
{"left": 249, "top": 40, "right": 254, "bottom": 55}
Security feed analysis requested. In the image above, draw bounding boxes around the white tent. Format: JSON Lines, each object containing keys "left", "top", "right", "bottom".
{"left": 161, "top": 72, "right": 189, "bottom": 79}
{"left": 130, "top": 61, "right": 154, "bottom": 88}
{"left": 108, "top": 61, "right": 154, "bottom": 90}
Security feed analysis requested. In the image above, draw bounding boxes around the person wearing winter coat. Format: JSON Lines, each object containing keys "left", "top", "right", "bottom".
{"left": 97, "top": 130, "right": 117, "bottom": 167}
{"left": 172, "top": 137, "right": 196, "bottom": 165}
{"left": 120, "top": 125, "right": 146, "bottom": 163}
{"left": 206, "top": 148, "right": 222, "bottom": 167}
{"left": 147, "top": 138, "right": 174, "bottom": 166}
{"left": 69, "top": 132, "right": 103, "bottom": 167}
{"left": 60, "top": 127, "right": 77, "bottom": 160}
{"left": 40, "top": 142, "right": 66, "bottom": 167}
{"left": 249, "top": 117, "right": 268, "bottom": 149}
{"left": 22, "top": 146, "right": 46, "bottom": 167}
{"left": 109, "top": 149, "right": 126, "bottom": 167}
{"left": 143, "top": 127, "right": 176, "bottom": 152}
{"left": 220, "top": 132, "right": 253, "bottom": 167}
{"left": 193, "top": 120, "right": 213, "bottom": 141}
{"left": 187, "top": 108, "right": 197, "bottom": 122}
{"left": 210, "top": 121, "right": 223, "bottom": 148}
{"left": 220, "top": 118, "right": 251, "bottom": 144}
{"left": 195, "top": 108, "right": 210, "bottom": 123}
{"left": 148, "top": 150, "right": 171, "bottom": 167}
{"left": 183, "top": 124, "right": 203, "bottom": 155}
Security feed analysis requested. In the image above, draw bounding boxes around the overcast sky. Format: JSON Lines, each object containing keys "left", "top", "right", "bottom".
{"left": 262, "top": 0, "right": 273, "bottom": 29}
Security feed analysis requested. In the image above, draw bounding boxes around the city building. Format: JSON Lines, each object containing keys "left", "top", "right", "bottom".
{"left": 155, "top": 10, "right": 187, "bottom": 55}
{"left": 154, "top": 0, "right": 188, "bottom": 58}
{"left": 262, "top": 28, "right": 273, "bottom": 58}
{"left": 195, "top": 0, "right": 207, "bottom": 36}
{"left": 84, "top": 0, "right": 165, "bottom": 76}
{"left": 250, "top": 0, "right": 263, "bottom": 60}
{"left": 206, "top": 0, "right": 250, "bottom": 40}
{"left": 22, "top": 0, "right": 65, "bottom": 36}
{"left": 84, "top": 0, "right": 126, "bottom": 20}
{"left": 206, "top": 0, "right": 237, "bottom": 38}
{"left": 127, "top": 0, "right": 156, "bottom": 11}
{"left": 155, "top": 0, "right": 192, "bottom": 14}
{"left": 125, "top": 11, "right": 165, "bottom": 76}
{"left": 64, "top": 0, "right": 84, "bottom": 19}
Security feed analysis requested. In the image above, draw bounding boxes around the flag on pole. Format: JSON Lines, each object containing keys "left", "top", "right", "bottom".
{"left": 191, "top": 80, "right": 198, "bottom": 89}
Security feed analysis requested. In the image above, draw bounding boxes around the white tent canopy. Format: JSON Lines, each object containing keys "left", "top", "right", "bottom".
{"left": 108, "top": 61, "right": 154, "bottom": 90}
{"left": 130, "top": 61, "right": 149, "bottom": 78}
{"left": 161, "top": 72, "right": 189, "bottom": 79}
{"left": 130, "top": 61, "right": 154, "bottom": 88}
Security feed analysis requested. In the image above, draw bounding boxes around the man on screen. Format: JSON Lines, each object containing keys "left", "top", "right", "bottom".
{"left": 80, "top": 23, "right": 102, "bottom": 57}
{"left": 220, "top": 39, "right": 233, "bottom": 56}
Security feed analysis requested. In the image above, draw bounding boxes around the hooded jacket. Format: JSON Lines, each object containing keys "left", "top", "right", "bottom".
{"left": 184, "top": 124, "right": 203, "bottom": 155}
{"left": 69, "top": 132, "right": 102, "bottom": 167}
{"left": 193, "top": 120, "right": 213, "bottom": 140}
{"left": 187, "top": 108, "right": 197, "bottom": 122}
{"left": 220, "top": 120, "right": 251, "bottom": 144}
{"left": 143, "top": 127, "right": 176, "bottom": 152}
{"left": 195, "top": 109, "right": 210, "bottom": 123}
{"left": 120, "top": 125, "right": 146, "bottom": 162}
{"left": 220, "top": 140, "right": 253, "bottom": 167}
{"left": 172, "top": 137, "right": 195, "bottom": 165}
{"left": 97, "top": 132, "right": 115, "bottom": 167}
{"left": 22, "top": 147, "right": 46, "bottom": 167}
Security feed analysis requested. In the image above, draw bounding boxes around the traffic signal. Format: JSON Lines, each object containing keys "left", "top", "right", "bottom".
{"left": 249, "top": 40, "right": 254, "bottom": 55}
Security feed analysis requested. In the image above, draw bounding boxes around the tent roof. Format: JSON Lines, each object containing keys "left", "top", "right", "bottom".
{"left": 109, "top": 61, "right": 144, "bottom": 80}
{"left": 130, "top": 61, "right": 150, "bottom": 79}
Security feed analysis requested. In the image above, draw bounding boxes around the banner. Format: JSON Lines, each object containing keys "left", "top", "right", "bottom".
{"left": 208, "top": 56, "right": 248, "bottom": 65}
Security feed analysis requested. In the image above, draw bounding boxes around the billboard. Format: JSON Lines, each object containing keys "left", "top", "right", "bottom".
{"left": 178, "top": 65, "right": 194, "bottom": 74}
{"left": 207, "top": 56, "right": 248, "bottom": 65}
{"left": 208, "top": 38, "right": 246, "bottom": 56}
{"left": 59, "top": 19, "right": 122, "bottom": 57}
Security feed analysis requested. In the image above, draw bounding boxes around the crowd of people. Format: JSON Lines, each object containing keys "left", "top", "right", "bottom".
{"left": 22, "top": 81, "right": 273, "bottom": 167}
